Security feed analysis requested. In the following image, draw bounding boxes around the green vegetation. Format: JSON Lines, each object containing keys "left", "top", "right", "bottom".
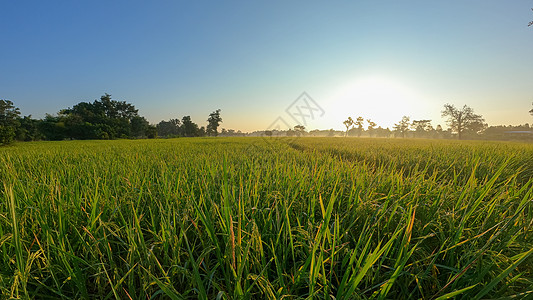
{"left": 1, "top": 137, "right": 532, "bottom": 299}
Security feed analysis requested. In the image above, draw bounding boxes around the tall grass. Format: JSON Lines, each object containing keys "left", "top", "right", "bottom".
{"left": 0, "top": 137, "right": 532, "bottom": 299}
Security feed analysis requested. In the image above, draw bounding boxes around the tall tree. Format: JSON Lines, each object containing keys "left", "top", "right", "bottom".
{"left": 393, "top": 116, "right": 411, "bottom": 138}
{"left": 393, "top": 116, "right": 410, "bottom": 138}
{"left": 343, "top": 117, "right": 354, "bottom": 137}
{"left": 181, "top": 116, "right": 200, "bottom": 137}
{"left": 0, "top": 100, "right": 21, "bottom": 145}
{"left": 441, "top": 104, "right": 485, "bottom": 140}
{"left": 130, "top": 116, "right": 150, "bottom": 138}
{"left": 367, "top": 119, "right": 377, "bottom": 137}
{"left": 206, "top": 109, "right": 222, "bottom": 137}
{"left": 354, "top": 116, "right": 364, "bottom": 137}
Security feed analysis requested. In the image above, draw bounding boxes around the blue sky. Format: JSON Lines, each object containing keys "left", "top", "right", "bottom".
{"left": 1, "top": 1, "right": 533, "bottom": 131}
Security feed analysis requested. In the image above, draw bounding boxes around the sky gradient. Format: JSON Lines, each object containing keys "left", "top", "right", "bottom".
{"left": 2, "top": 1, "right": 533, "bottom": 132}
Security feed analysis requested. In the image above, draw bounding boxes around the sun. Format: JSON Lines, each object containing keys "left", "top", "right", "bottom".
{"left": 328, "top": 76, "right": 424, "bottom": 129}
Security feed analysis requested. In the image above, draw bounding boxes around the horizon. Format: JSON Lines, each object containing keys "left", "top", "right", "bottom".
{"left": 2, "top": 1, "right": 533, "bottom": 132}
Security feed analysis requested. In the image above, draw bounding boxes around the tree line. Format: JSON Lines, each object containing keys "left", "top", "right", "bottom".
{"left": 341, "top": 103, "right": 533, "bottom": 140}
{"left": 0, "top": 94, "right": 223, "bottom": 145}
{"left": 1, "top": 96, "right": 532, "bottom": 145}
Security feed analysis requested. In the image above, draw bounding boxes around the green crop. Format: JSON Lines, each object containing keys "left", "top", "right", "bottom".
{"left": 0, "top": 137, "right": 532, "bottom": 299}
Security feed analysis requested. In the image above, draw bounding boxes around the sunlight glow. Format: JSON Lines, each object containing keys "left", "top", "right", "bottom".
{"left": 327, "top": 76, "right": 427, "bottom": 129}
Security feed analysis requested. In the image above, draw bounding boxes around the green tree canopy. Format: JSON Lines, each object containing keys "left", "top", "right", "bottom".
{"left": 206, "top": 109, "right": 222, "bottom": 137}
{"left": 59, "top": 94, "right": 148, "bottom": 139}
{"left": 0, "top": 100, "right": 21, "bottom": 145}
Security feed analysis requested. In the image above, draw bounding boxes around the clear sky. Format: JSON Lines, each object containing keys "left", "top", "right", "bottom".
{"left": 2, "top": 1, "right": 533, "bottom": 132}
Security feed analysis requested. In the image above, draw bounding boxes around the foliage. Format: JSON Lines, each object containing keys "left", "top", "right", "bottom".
{"left": 343, "top": 117, "right": 354, "bottom": 137}
{"left": 411, "top": 119, "right": 433, "bottom": 138}
{"left": 393, "top": 116, "right": 411, "bottom": 138}
{"left": 1, "top": 138, "right": 532, "bottom": 299}
{"left": 206, "top": 109, "right": 222, "bottom": 137}
{"left": 0, "top": 100, "right": 21, "bottom": 145}
{"left": 442, "top": 104, "right": 486, "bottom": 140}
{"left": 354, "top": 116, "right": 364, "bottom": 137}
{"left": 15, "top": 116, "right": 43, "bottom": 141}
{"left": 57, "top": 93, "right": 151, "bottom": 139}
{"left": 157, "top": 118, "right": 181, "bottom": 137}
{"left": 366, "top": 119, "right": 377, "bottom": 137}
{"left": 181, "top": 116, "right": 202, "bottom": 137}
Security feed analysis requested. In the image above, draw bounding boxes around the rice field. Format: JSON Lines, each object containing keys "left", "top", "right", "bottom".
{"left": 0, "top": 137, "right": 532, "bottom": 299}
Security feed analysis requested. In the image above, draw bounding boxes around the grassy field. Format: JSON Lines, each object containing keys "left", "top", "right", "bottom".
{"left": 0, "top": 137, "right": 532, "bottom": 299}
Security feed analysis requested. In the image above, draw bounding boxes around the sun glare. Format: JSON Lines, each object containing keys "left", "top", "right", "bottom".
{"left": 328, "top": 76, "right": 425, "bottom": 128}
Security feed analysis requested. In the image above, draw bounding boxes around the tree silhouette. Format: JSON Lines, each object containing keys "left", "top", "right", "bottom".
{"left": 367, "top": 119, "right": 377, "bottom": 137}
{"left": 354, "top": 116, "right": 364, "bottom": 137}
{"left": 343, "top": 117, "right": 354, "bottom": 137}
{"left": 294, "top": 125, "right": 305, "bottom": 137}
{"left": 393, "top": 116, "right": 410, "bottom": 138}
{"left": 157, "top": 118, "right": 181, "bottom": 137}
{"left": 181, "top": 116, "right": 200, "bottom": 137}
{"left": 206, "top": 109, "right": 222, "bottom": 137}
{"left": 442, "top": 104, "right": 485, "bottom": 140}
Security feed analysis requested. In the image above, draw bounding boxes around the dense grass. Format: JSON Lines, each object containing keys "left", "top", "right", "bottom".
{"left": 0, "top": 137, "right": 532, "bottom": 299}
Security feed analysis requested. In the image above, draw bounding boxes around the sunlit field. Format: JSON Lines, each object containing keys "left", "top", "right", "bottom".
{"left": 1, "top": 137, "right": 532, "bottom": 299}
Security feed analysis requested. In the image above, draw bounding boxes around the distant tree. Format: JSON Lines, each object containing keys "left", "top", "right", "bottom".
{"left": 37, "top": 114, "right": 68, "bottom": 141}
{"left": 16, "top": 115, "right": 43, "bottom": 141}
{"left": 286, "top": 129, "right": 295, "bottom": 137}
{"left": 0, "top": 100, "right": 21, "bottom": 145}
{"left": 59, "top": 93, "right": 144, "bottom": 139}
{"left": 441, "top": 104, "right": 485, "bottom": 140}
{"left": 181, "top": 116, "right": 200, "bottom": 137}
{"left": 367, "top": 119, "right": 377, "bottom": 137}
{"left": 206, "top": 109, "right": 222, "bottom": 136}
{"left": 354, "top": 116, "right": 364, "bottom": 137}
{"left": 411, "top": 120, "right": 432, "bottom": 138}
{"left": 375, "top": 126, "right": 391, "bottom": 138}
{"left": 264, "top": 130, "right": 273, "bottom": 138}
{"left": 145, "top": 125, "right": 157, "bottom": 139}
{"left": 343, "top": 117, "right": 354, "bottom": 137}
{"left": 157, "top": 118, "right": 181, "bottom": 137}
{"left": 198, "top": 126, "right": 207, "bottom": 137}
{"left": 434, "top": 124, "right": 444, "bottom": 139}
{"left": 130, "top": 116, "right": 150, "bottom": 138}
{"left": 393, "top": 116, "right": 410, "bottom": 138}
{"left": 294, "top": 125, "right": 305, "bottom": 136}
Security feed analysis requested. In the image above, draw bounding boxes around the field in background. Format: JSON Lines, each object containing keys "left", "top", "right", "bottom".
{"left": 1, "top": 137, "right": 532, "bottom": 299}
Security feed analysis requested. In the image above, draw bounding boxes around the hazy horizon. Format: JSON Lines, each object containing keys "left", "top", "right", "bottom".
{"left": 2, "top": 1, "right": 533, "bottom": 132}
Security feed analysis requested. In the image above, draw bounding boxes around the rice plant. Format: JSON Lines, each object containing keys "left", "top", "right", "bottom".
{"left": 0, "top": 137, "right": 531, "bottom": 299}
